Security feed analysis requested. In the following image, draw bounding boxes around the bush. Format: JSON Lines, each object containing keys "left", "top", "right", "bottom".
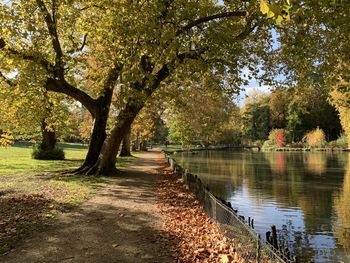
{"left": 32, "top": 145, "right": 65, "bottom": 160}
{"left": 328, "top": 134, "right": 348, "bottom": 149}
{"left": 262, "top": 139, "right": 277, "bottom": 150}
{"left": 266, "top": 129, "right": 286, "bottom": 148}
{"left": 305, "top": 128, "right": 326, "bottom": 148}
{"left": 275, "top": 130, "right": 286, "bottom": 147}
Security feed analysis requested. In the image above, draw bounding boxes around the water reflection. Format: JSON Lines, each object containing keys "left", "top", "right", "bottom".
{"left": 334, "top": 155, "right": 350, "bottom": 258}
{"left": 172, "top": 150, "right": 350, "bottom": 262}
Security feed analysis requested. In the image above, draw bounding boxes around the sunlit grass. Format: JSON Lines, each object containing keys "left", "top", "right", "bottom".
{"left": 0, "top": 142, "right": 87, "bottom": 175}
{"left": 0, "top": 142, "right": 137, "bottom": 205}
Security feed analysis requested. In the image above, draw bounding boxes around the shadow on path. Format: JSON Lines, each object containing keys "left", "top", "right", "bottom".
{"left": 0, "top": 151, "right": 175, "bottom": 263}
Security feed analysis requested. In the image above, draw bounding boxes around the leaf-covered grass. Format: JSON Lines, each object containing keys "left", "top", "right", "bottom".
{"left": 0, "top": 142, "right": 137, "bottom": 254}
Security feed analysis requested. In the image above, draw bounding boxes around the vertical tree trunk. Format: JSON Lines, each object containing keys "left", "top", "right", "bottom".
{"left": 89, "top": 100, "right": 143, "bottom": 175}
{"left": 79, "top": 107, "right": 109, "bottom": 168}
{"left": 40, "top": 119, "right": 57, "bottom": 151}
{"left": 33, "top": 119, "right": 63, "bottom": 160}
{"left": 139, "top": 140, "right": 148, "bottom": 151}
{"left": 119, "top": 126, "right": 132, "bottom": 157}
{"left": 74, "top": 89, "right": 113, "bottom": 174}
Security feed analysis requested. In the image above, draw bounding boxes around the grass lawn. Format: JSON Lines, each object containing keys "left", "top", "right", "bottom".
{"left": 0, "top": 142, "right": 136, "bottom": 254}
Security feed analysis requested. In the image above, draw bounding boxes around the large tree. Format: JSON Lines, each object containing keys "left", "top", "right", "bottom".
{"left": 1, "top": 0, "right": 282, "bottom": 175}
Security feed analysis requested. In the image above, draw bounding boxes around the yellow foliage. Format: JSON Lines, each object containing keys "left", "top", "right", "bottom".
{"left": 305, "top": 128, "right": 326, "bottom": 148}
{"left": 329, "top": 79, "right": 350, "bottom": 148}
{"left": 0, "top": 132, "right": 14, "bottom": 147}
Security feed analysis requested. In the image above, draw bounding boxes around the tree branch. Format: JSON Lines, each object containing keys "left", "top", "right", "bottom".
{"left": 177, "top": 49, "right": 206, "bottom": 63}
{"left": 0, "top": 38, "right": 54, "bottom": 71}
{"left": 36, "top": 0, "right": 64, "bottom": 77}
{"left": 233, "top": 15, "right": 262, "bottom": 41}
{"left": 67, "top": 34, "right": 88, "bottom": 54}
{"left": 79, "top": 4, "right": 106, "bottom": 11}
{"left": 176, "top": 11, "right": 247, "bottom": 36}
{"left": 45, "top": 78, "right": 97, "bottom": 116}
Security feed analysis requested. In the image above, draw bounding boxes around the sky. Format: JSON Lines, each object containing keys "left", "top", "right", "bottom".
{"left": 214, "top": 0, "right": 283, "bottom": 105}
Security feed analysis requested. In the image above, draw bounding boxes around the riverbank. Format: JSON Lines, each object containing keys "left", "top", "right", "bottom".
{"left": 1, "top": 150, "right": 243, "bottom": 263}
{"left": 0, "top": 151, "right": 175, "bottom": 262}
{"left": 262, "top": 147, "right": 350, "bottom": 152}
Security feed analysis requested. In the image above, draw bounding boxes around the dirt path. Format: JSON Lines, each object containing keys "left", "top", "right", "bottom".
{"left": 0, "top": 151, "right": 174, "bottom": 263}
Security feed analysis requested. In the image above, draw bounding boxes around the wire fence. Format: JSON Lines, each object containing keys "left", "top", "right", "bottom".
{"left": 164, "top": 152, "right": 297, "bottom": 263}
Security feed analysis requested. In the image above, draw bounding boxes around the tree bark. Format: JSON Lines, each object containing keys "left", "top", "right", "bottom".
{"left": 88, "top": 100, "right": 143, "bottom": 175}
{"left": 119, "top": 126, "right": 132, "bottom": 157}
{"left": 73, "top": 89, "right": 113, "bottom": 174}
{"left": 40, "top": 119, "right": 57, "bottom": 151}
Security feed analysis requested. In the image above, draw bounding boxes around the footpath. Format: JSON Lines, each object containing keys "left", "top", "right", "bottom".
{"left": 0, "top": 151, "right": 174, "bottom": 263}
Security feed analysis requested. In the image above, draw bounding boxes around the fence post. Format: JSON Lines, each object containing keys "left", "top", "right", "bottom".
{"left": 257, "top": 234, "right": 261, "bottom": 263}
{"left": 213, "top": 196, "right": 217, "bottom": 220}
{"left": 271, "top": 225, "right": 279, "bottom": 249}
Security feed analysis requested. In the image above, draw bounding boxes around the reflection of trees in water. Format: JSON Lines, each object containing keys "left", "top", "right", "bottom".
{"left": 303, "top": 152, "right": 327, "bottom": 175}
{"left": 174, "top": 150, "right": 350, "bottom": 261}
{"left": 334, "top": 155, "right": 350, "bottom": 257}
{"left": 278, "top": 219, "right": 316, "bottom": 262}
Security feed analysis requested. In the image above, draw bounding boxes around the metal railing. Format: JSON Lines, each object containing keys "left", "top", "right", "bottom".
{"left": 164, "top": 152, "right": 297, "bottom": 263}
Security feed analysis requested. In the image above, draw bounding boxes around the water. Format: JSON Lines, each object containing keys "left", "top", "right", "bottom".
{"left": 172, "top": 150, "right": 350, "bottom": 262}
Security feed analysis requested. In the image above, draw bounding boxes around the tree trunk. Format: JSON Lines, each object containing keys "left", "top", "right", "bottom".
{"left": 139, "top": 140, "right": 148, "bottom": 151}
{"left": 40, "top": 120, "right": 57, "bottom": 151}
{"left": 88, "top": 100, "right": 143, "bottom": 175}
{"left": 74, "top": 89, "right": 113, "bottom": 174}
{"left": 119, "top": 126, "right": 132, "bottom": 157}
{"left": 33, "top": 119, "right": 64, "bottom": 160}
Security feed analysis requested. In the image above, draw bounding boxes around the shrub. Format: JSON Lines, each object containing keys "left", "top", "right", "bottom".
{"left": 267, "top": 129, "right": 286, "bottom": 148}
{"left": 275, "top": 130, "right": 286, "bottom": 147}
{"left": 262, "top": 139, "right": 276, "bottom": 150}
{"left": 328, "top": 134, "right": 348, "bottom": 149}
{"left": 32, "top": 145, "right": 65, "bottom": 160}
{"left": 305, "top": 128, "right": 326, "bottom": 148}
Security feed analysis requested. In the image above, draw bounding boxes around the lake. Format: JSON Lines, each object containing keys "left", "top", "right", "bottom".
{"left": 171, "top": 150, "right": 350, "bottom": 262}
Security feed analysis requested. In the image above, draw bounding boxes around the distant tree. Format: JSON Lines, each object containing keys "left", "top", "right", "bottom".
{"left": 269, "top": 87, "right": 290, "bottom": 128}
{"left": 241, "top": 93, "right": 270, "bottom": 141}
{"left": 165, "top": 82, "right": 237, "bottom": 146}
{"left": 285, "top": 100, "right": 303, "bottom": 141}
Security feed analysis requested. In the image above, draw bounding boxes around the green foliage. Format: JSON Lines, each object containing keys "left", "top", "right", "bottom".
{"left": 262, "top": 138, "right": 277, "bottom": 151}
{"left": 305, "top": 128, "right": 326, "bottom": 148}
{"left": 260, "top": 0, "right": 291, "bottom": 24}
{"left": 165, "top": 80, "right": 240, "bottom": 146}
{"left": 31, "top": 144, "right": 65, "bottom": 160}
{"left": 167, "top": 119, "right": 197, "bottom": 146}
{"left": 286, "top": 100, "right": 303, "bottom": 141}
{"left": 329, "top": 134, "right": 349, "bottom": 149}
{"left": 241, "top": 91, "right": 271, "bottom": 141}
{"left": 265, "top": 1, "right": 349, "bottom": 146}
{"left": 268, "top": 87, "right": 290, "bottom": 128}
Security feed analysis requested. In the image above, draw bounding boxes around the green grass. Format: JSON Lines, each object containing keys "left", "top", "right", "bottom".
{"left": 0, "top": 142, "right": 138, "bottom": 205}
{"left": 0, "top": 142, "right": 138, "bottom": 254}
{"left": 0, "top": 142, "right": 87, "bottom": 175}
